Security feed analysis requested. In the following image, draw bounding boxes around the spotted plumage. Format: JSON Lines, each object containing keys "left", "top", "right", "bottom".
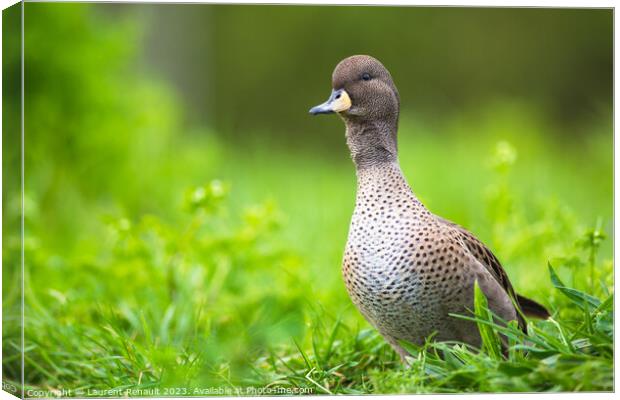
{"left": 310, "top": 55, "right": 549, "bottom": 362}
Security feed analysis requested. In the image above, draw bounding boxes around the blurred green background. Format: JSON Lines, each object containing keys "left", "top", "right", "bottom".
{"left": 2, "top": 3, "right": 613, "bottom": 393}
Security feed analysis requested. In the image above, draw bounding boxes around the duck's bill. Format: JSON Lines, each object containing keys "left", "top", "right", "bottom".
{"left": 309, "top": 89, "right": 351, "bottom": 115}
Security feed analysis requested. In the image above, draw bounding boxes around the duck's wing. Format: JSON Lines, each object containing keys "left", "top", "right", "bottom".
{"left": 437, "top": 217, "right": 529, "bottom": 332}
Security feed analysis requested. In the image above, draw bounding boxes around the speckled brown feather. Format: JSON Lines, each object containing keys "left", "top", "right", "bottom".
{"left": 437, "top": 217, "right": 528, "bottom": 332}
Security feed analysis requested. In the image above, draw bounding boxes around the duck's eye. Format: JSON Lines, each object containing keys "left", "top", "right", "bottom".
{"left": 361, "top": 73, "right": 372, "bottom": 81}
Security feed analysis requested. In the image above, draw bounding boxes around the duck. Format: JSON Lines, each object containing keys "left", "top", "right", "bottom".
{"left": 309, "top": 55, "right": 549, "bottom": 362}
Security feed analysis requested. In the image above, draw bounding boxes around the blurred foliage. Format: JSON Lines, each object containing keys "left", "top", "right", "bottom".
{"left": 7, "top": 179, "right": 304, "bottom": 388}
{"left": 2, "top": 2, "right": 613, "bottom": 395}
{"left": 133, "top": 5, "right": 612, "bottom": 143}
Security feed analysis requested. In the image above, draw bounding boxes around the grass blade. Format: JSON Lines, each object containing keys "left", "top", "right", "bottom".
{"left": 548, "top": 263, "right": 601, "bottom": 309}
{"left": 473, "top": 281, "right": 502, "bottom": 360}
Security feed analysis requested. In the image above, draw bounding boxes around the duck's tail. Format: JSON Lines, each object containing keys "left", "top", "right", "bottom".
{"left": 517, "top": 294, "right": 550, "bottom": 319}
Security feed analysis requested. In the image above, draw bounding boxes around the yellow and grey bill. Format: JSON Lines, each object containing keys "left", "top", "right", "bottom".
{"left": 309, "top": 89, "right": 351, "bottom": 115}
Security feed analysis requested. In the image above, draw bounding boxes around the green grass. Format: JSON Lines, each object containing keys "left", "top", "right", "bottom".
{"left": 249, "top": 265, "right": 613, "bottom": 394}
{"left": 2, "top": 107, "right": 614, "bottom": 395}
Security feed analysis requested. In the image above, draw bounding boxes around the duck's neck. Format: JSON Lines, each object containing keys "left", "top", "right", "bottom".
{"left": 344, "top": 118, "right": 398, "bottom": 170}
{"left": 355, "top": 161, "right": 409, "bottom": 192}
{"left": 344, "top": 118, "right": 423, "bottom": 205}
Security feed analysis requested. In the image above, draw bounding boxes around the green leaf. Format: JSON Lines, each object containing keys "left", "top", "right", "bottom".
{"left": 594, "top": 294, "right": 614, "bottom": 313}
{"left": 294, "top": 339, "right": 312, "bottom": 370}
{"left": 398, "top": 338, "right": 427, "bottom": 359}
{"left": 548, "top": 263, "right": 601, "bottom": 309}
{"left": 473, "top": 280, "right": 502, "bottom": 360}
{"left": 323, "top": 318, "right": 342, "bottom": 365}
{"left": 497, "top": 363, "right": 533, "bottom": 376}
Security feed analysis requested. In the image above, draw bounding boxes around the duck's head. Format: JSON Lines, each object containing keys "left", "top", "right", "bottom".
{"left": 309, "top": 55, "right": 400, "bottom": 123}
